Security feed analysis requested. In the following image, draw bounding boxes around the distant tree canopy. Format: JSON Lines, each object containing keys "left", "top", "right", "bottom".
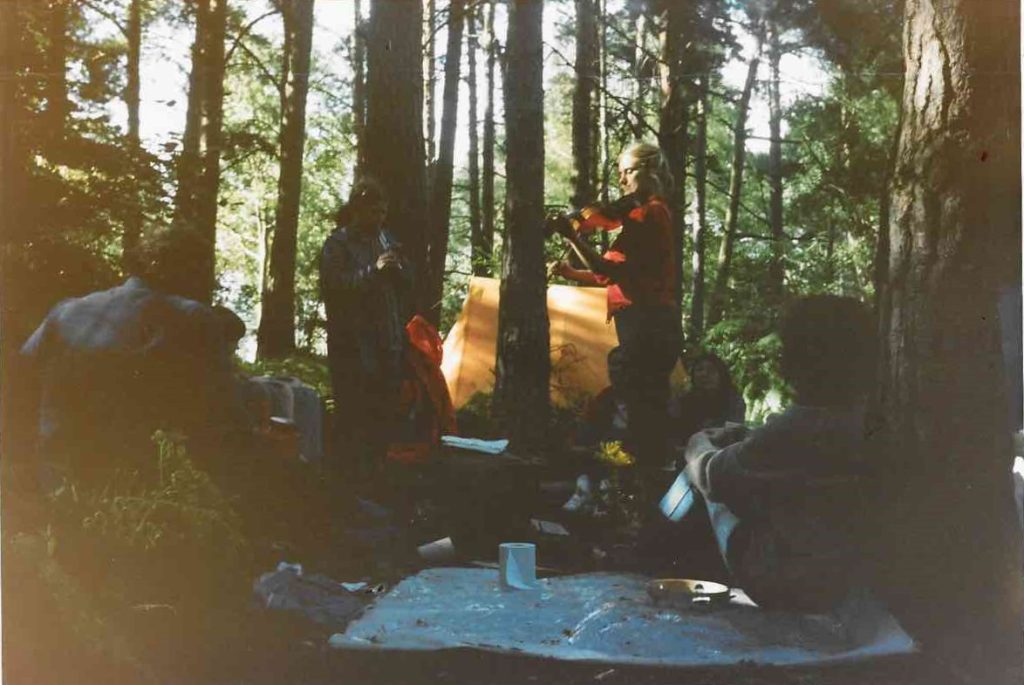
{"left": 0, "top": 0, "right": 962, "bottom": 423}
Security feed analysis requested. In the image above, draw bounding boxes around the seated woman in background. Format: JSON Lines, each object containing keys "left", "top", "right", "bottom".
{"left": 670, "top": 352, "right": 745, "bottom": 450}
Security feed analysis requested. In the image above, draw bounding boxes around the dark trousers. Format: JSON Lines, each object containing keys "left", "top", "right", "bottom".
{"left": 608, "top": 304, "right": 681, "bottom": 473}
{"left": 328, "top": 350, "right": 403, "bottom": 490}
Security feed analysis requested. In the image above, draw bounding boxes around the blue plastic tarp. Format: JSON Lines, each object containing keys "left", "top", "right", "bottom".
{"left": 328, "top": 568, "right": 915, "bottom": 667}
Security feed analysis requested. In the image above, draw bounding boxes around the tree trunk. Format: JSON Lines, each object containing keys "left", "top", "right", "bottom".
{"left": 424, "top": 0, "right": 465, "bottom": 324}
{"left": 707, "top": 37, "right": 759, "bottom": 327}
{"left": 658, "top": 2, "right": 687, "bottom": 309}
{"left": 689, "top": 75, "right": 708, "bottom": 342}
{"left": 494, "top": 0, "right": 549, "bottom": 451}
{"left": 631, "top": 2, "right": 647, "bottom": 137}
{"left": 425, "top": 0, "right": 436, "bottom": 163}
{"left": 571, "top": 0, "right": 598, "bottom": 208}
{"left": 598, "top": 0, "right": 610, "bottom": 203}
{"left": 353, "top": 0, "right": 366, "bottom": 174}
{"left": 872, "top": 107, "right": 902, "bottom": 312}
{"left": 364, "top": 0, "right": 428, "bottom": 286}
{"left": 0, "top": 0, "right": 25, "bottom": 460}
{"left": 257, "top": 0, "right": 315, "bottom": 359}
{"left": 0, "top": 0, "right": 20, "bottom": 227}
{"left": 46, "top": 0, "right": 68, "bottom": 141}
{"left": 122, "top": 0, "right": 143, "bottom": 269}
{"left": 823, "top": 220, "right": 836, "bottom": 287}
{"left": 172, "top": 0, "right": 227, "bottom": 303}
{"left": 765, "top": 21, "right": 784, "bottom": 310}
{"left": 877, "top": 1, "right": 1022, "bottom": 680}
{"left": 477, "top": 0, "right": 496, "bottom": 276}
{"left": 466, "top": 4, "right": 482, "bottom": 277}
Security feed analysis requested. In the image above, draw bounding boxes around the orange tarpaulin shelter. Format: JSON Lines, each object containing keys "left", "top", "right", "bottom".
{"left": 441, "top": 277, "right": 687, "bottom": 409}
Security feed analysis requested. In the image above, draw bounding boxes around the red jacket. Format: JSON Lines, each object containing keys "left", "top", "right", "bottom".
{"left": 575, "top": 196, "right": 677, "bottom": 318}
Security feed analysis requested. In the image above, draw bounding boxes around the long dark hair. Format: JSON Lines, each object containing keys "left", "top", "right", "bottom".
{"left": 334, "top": 177, "right": 386, "bottom": 228}
{"left": 687, "top": 351, "right": 740, "bottom": 400}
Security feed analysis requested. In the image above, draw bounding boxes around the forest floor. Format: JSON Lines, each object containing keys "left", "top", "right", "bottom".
{"left": 215, "top": 455, "right": 948, "bottom": 685}
{"left": 2, "top": 445, "right": 951, "bottom": 685}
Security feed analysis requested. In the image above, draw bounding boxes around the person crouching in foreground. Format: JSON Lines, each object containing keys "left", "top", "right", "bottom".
{"left": 682, "top": 295, "right": 877, "bottom": 612}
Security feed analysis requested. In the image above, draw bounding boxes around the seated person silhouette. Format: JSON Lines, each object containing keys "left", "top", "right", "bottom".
{"left": 664, "top": 295, "right": 878, "bottom": 611}
{"left": 15, "top": 229, "right": 247, "bottom": 490}
{"left": 669, "top": 351, "right": 745, "bottom": 453}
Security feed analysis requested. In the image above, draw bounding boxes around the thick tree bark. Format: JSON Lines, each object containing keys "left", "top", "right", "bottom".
{"left": 466, "top": 4, "right": 482, "bottom": 277}
{"left": 0, "top": 0, "right": 25, "bottom": 460}
{"left": 494, "top": 0, "right": 549, "bottom": 451}
{"left": 658, "top": 1, "right": 687, "bottom": 309}
{"left": 571, "top": 0, "right": 598, "bottom": 208}
{"left": 364, "top": 0, "right": 428, "bottom": 286}
{"left": 707, "top": 41, "right": 759, "bottom": 328}
{"left": 765, "top": 21, "right": 784, "bottom": 310}
{"left": 477, "top": 0, "right": 496, "bottom": 277}
{"left": 0, "top": 1, "right": 21, "bottom": 245}
{"left": 424, "top": 0, "right": 465, "bottom": 324}
{"left": 689, "top": 76, "right": 708, "bottom": 342}
{"left": 172, "top": 0, "right": 227, "bottom": 303}
{"left": 122, "top": 0, "right": 143, "bottom": 269}
{"left": 877, "top": 1, "right": 1022, "bottom": 681}
{"left": 257, "top": 0, "right": 315, "bottom": 359}
{"left": 353, "top": 0, "right": 366, "bottom": 174}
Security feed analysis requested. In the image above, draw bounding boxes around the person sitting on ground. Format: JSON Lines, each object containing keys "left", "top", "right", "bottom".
{"left": 669, "top": 352, "right": 745, "bottom": 452}
{"left": 574, "top": 385, "right": 629, "bottom": 450}
{"left": 15, "top": 229, "right": 248, "bottom": 491}
{"left": 681, "top": 295, "right": 878, "bottom": 612}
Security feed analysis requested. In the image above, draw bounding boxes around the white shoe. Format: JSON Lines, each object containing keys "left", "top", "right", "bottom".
{"left": 562, "top": 474, "right": 595, "bottom": 513}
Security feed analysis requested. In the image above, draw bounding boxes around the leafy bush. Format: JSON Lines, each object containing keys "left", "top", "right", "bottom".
{"left": 47, "top": 431, "right": 251, "bottom": 605}
{"left": 4, "top": 432, "right": 256, "bottom": 682}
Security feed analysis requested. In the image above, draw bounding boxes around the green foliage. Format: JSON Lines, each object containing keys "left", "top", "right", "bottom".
{"left": 3, "top": 432, "right": 254, "bottom": 682}
{"left": 703, "top": 317, "right": 791, "bottom": 422}
{"left": 6, "top": 1, "right": 173, "bottom": 349}
{"left": 47, "top": 431, "right": 251, "bottom": 605}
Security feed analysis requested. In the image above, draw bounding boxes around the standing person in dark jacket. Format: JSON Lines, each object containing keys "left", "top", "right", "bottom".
{"left": 682, "top": 295, "right": 877, "bottom": 611}
{"left": 319, "top": 179, "right": 412, "bottom": 491}
{"left": 551, "top": 142, "right": 682, "bottom": 483}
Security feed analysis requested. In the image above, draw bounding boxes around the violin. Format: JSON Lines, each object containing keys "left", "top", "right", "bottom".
{"left": 545, "top": 192, "right": 644, "bottom": 237}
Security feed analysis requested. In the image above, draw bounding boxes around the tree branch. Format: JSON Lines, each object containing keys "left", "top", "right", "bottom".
{"left": 545, "top": 41, "right": 661, "bottom": 141}
{"left": 233, "top": 40, "right": 283, "bottom": 95}
{"left": 80, "top": 0, "right": 128, "bottom": 37}
{"left": 225, "top": 9, "right": 280, "bottom": 66}
{"left": 692, "top": 173, "right": 772, "bottom": 226}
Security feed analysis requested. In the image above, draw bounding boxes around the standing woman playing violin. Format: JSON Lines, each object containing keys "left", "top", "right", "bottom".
{"left": 551, "top": 142, "right": 682, "bottom": 481}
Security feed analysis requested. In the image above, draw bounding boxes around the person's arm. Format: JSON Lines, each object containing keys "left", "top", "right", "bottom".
{"left": 554, "top": 222, "right": 627, "bottom": 281}
{"left": 320, "top": 235, "right": 381, "bottom": 297}
{"left": 551, "top": 261, "right": 605, "bottom": 286}
{"left": 683, "top": 425, "right": 776, "bottom": 519}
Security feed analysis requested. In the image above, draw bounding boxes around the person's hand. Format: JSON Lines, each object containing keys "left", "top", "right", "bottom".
{"left": 544, "top": 214, "right": 574, "bottom": 239}
{"left": 548, "top": 260, "right": 572, "bottom": 279}
{"left": 555, "top": 218, "right": 577, "bottom": 240}
{"left": 704, "top": 422, "right": 749, "bottom": 447}
{"left": 376, "top": 250, "right": 401, "bottom": 272}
